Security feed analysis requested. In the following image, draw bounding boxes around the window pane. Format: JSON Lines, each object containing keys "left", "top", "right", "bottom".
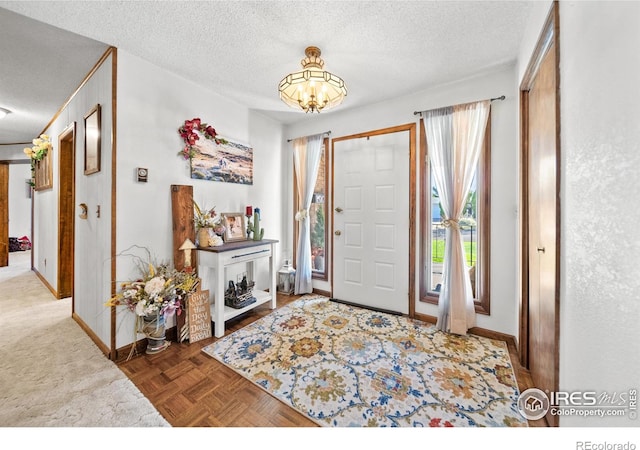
{"left": 420, "top": 115, "right": 490, "bottom": 314}
{"left": 430, "top": 180, "right": 443, "bottom": 292}
{"left": 463, "top": 173, "right": 478, "bottom": 298}
{"left": 429, "top": 170, "right": 478, "bottom": 299}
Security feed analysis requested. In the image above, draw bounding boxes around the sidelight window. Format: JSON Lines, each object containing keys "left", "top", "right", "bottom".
{"left": 294, "top": 138, "right": 328, "bottom": 281}
{"left": 420, "top": 118, "right": 491, "bottom": 314}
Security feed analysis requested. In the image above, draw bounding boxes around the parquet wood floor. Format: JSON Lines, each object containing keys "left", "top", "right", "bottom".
{"left": 117, "top": 293, "right": 542, "bottom": 427}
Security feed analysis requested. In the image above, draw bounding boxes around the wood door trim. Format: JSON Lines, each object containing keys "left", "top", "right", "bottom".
{"left": 330, "top": 123, "right": 416, "bottom": 317}
{"left": 57, "top": 122, "right": 76, "bottom": 300}
{"left": 0, "top": 164, "right": 8, "bottom": 267}
{"left": 519, "top": 0, "right": 561, "bottom": 424}
{"left": 109, "top": 48, "right": 118, "bottom": 360}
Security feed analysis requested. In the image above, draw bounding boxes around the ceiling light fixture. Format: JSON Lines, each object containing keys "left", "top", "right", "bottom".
{"left": 0, "top": 107, "right": 11, "bottom": 120}
{"left": 278, "top": 46, "right": 347, "bottom": 113}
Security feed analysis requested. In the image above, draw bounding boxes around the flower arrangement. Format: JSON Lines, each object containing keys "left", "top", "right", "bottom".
{"left": 24, "top": 134, "right": 52, "bottom": 186}
{"left": 106, "top": 261, "right": 199, "bottom": 318}
{"left": 106, "top": 247, "right": 201, "bottom": 357}
{"left": 24, "top": 133, "right": 52, "bottom": 161}
{"left": 193, "top": 200, "right": 222, "bottom": 230}
{"left": 178, "top": 117, "right": 227, "bottom": 160}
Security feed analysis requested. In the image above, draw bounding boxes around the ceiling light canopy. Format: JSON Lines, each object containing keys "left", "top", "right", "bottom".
{"left": 278, "top": 46, "right": 347, "bottom": 113}
{"left": 0, "top": 107, "right": 11, "bottom": 120}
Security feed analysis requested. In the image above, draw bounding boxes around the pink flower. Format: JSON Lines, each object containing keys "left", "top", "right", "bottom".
{"left": 205, "top": 125, "right": 217, "bottom": 137}
{"left": 162, "top": 299, "right": 181, "bottom": 317}
{"left": 178, "top": 118, "right": 225, "bottom": 160}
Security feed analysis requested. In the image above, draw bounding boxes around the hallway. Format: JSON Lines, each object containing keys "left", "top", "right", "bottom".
{"left": 0, "top": 250, "right": 167, "bottom": 426}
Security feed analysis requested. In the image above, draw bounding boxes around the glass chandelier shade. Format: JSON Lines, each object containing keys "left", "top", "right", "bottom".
{"left": 278, "top": 46, "right": 347, "bottom": 113}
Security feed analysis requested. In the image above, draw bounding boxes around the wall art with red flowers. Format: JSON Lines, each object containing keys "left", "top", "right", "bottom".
{"left": 178, "top": 118, "right": 253, "bottom": 185}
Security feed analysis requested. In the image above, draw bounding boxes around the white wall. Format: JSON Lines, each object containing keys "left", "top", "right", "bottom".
{"left": 284, "top": 64, "right": 520, "bottom": 337}
{"left": 518, "top": 1, "right": 640, "bottom": 426}
{"left": 17, "top": 51, "right": 114, "bottom": 347}
{"left": 0, "top": 145, "right": 30, "bottom": 161}
{"left": 558, "top": 1, "right": 640, "bottom": 427}
{"left": 8, "top": 163, "right": 31, "bottom": 239}
{"left": 1, "top": 147, "right": 33, "bottom": 246}
{"left": 115, "top": 51, "right": 285, "bottom": 348}
{"left": 517, "top": 1, "right": 554, "bottom": 87}
{"left": 38, "top": 52, "right": 115, "bottom": 344}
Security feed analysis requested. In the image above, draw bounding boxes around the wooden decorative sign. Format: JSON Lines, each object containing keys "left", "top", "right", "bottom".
{"left": 170, "top": 184, "right": 196, "bottom": 272}
{"left": 187, "top": 287, "right": 212, "bottom": 343}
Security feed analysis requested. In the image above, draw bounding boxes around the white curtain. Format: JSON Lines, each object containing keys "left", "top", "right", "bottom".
{"left": 293, "top": 134, "right": 324, "bottom": 294}
{"left": 423, "top": 100, "right": 490, "bottom": 335}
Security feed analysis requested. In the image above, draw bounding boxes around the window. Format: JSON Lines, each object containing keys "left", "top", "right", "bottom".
{"left": 420, "top": 117, "right": 491, "bottom": 314}
{"left": 294, "top": 138, "right": 328, "bottom": 280}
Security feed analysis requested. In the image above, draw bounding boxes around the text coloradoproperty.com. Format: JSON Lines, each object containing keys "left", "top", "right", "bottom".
{"left": 552, "top": 407, "right": 628, "bottom": 417}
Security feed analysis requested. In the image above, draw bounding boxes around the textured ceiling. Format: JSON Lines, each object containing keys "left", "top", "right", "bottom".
{"left": 0, "top": 0, "right": 534, "bottom": 145}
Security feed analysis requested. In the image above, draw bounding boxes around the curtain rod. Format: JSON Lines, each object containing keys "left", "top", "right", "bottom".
{"left": 413, "top": 95, "right": 506, "bottom": 117}
{"left": 286, "top": 130, "right": 331, "bottom": 142}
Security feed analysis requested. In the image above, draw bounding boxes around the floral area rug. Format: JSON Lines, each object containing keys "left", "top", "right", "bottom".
{"left": 202, "top": 295, "right": 527, "bottom": 427}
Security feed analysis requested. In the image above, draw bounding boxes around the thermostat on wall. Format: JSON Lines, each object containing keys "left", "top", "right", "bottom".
{"left": 136, "top": 167, "right": 148, "bottom": 182}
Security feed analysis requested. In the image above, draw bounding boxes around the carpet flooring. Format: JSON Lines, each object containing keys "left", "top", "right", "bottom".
{"left": 203, "top": 294, "right": 527, "bottom": 427}
{"left": 0, "top": 250, "right": 169, "bottom": 427}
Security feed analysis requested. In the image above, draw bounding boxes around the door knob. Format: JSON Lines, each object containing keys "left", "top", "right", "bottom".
{"left": 335, "top": 207, "right": 343, "bottom": 213}
{"left": 335, "top": 230, "right": 342, "bottom": 236}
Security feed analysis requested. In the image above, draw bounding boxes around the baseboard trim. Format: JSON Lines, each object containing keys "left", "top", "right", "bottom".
{"left": 468, "top": 326, "right": 517, "bottom": 348}
{"left": 111, "top": 325, "right": 179, "bottom": 363}
{"left": 33, "top": 267, "right": 58, "bottom": 298}
{"left": 312, "top": 288, "right": 331, "bottom": 298}
{"left": 414, "top": 312, "right": 437, "bottom": 324}
{"left": 72, "top": 312, "right": 111, "bottom": 357}
{"left": 113, "top": 339, "right": 147, "bottom": 363}
{"left": 413, "top": 312, "right": 516, "bottom": 347}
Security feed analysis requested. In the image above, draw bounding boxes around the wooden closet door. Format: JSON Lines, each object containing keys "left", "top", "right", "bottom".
{"left": 526, "top": 38, "right": 560, "bottom": 426}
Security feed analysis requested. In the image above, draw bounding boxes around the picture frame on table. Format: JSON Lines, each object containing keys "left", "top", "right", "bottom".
{"left": 84, "top": 104, "right": 101, "bottom": 175}
{"left": 221, "top": 213, "right": 246, "bottom": 242}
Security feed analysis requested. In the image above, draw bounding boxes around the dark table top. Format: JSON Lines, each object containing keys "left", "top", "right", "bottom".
{"left": 197, "top": 239, "right": 278, "bottom": 253}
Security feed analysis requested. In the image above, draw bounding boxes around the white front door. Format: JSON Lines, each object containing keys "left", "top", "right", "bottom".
{"left": 332, "top": 130, "right": 410, "bottom": 314}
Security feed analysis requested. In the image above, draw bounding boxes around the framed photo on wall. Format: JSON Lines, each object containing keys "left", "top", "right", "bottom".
{"left": 190, "top": 137, "right": 253, "bottom": 185}
{"left": 221, "top": 213, "right": 246, "bottom": 242}
{"left": 84, "top": 104, "right": 101, "bottom": 175}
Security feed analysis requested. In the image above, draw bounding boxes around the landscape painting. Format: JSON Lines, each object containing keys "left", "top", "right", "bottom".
{"left": 190, "top": 137, "right": 253, "bottom": 185}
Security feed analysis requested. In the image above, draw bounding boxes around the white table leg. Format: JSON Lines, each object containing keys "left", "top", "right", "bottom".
{"left": 214, "top": 253, "right": 225, "bottom": 337}
{"left": 270, "top": 242, "right": 277, "bottom": 309}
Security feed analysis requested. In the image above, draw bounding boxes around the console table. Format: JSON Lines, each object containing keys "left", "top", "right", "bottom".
{"left": 197, "top": 239, "right": 278, "bottom": 337}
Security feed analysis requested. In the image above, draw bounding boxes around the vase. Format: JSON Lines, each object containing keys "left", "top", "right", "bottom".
{"left": 197, "top": 227, "right": 212, "bottom": 247}
{"left": 142, "top": 313, "right": 169, "bottom": 354}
